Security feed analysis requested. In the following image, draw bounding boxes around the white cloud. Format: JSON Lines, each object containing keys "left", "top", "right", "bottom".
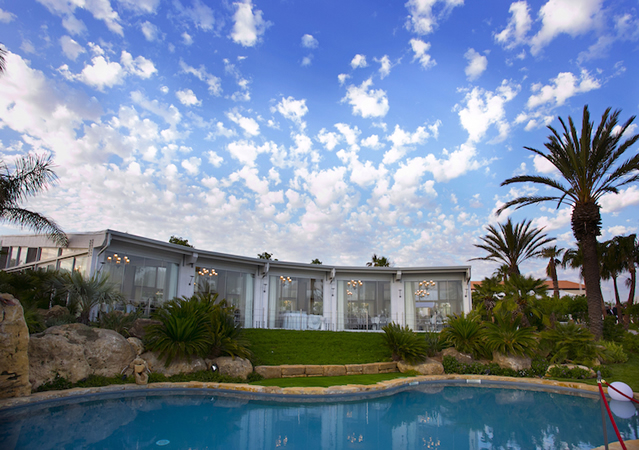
{"left": 317, "top": 128, "right": 341, "bottom": 151}
{"left": 301, "top": 55, "right": 313, "bottom": 67}
{"left": 206, "top": 151, "right": 223, "bottom": 168}
{"left": 404, "top": 0, "right": 464, "bottom": 35}
{"left": 383, "top": 123, "right": 437, "bottom": 164}
{"left": 600, "top": 186, "right": 639, "bottom": 213}
{"left": 174, "top": 0, "right": 216, "bottom": 31}
{"left": 0, "top": 8, "right": 16, "bottom": 23}
{"left": 181, "top": 156, "right": 201, "bottom": 175}
{"left": 301, "top": 34, "right": 318, "bottom": 48}
{"left": 140, "top": 21, "right": 161, "bottom": 42}
{"left": 350, "top": 54, "right": 368, "bottom": 69}
{"left": 409, "top": 39, "right": 436, "bottom": 69}
{"left": 495, "top": 1, "right": 532, "bottom": 49}
{"left": 120, "top": 51, "right": 157, "bottom": 79}
{"left": 60, "top": 35, "right": 85, "bottom": 60}
{"left": 208, "top": 121, "right": 237, "bottom": 140}
{"left": 342, "top": 78, "right": 389, "bottom": 119}
{"left": 464, "top": 49, "right": 487, "bottom": 81}
{"left": 118, "top": 0, "right": 160, "bottom": 14}
{"left": 226, "top": 111, "right": 260, "bottom": 136}
{"left": 75, "top": 56, "right": 126, "bottom": 90}
{"left": 274, "top": 96, "right": 308, "bottom": 129}
{"left": 527, "top": 70, "right": 600, "bottom": 109}
{"left": 230, "top": 0, "right": 270, "bottom": 47}
{"left": 338, "top": 73, "right": 350, "bottom": 86}
{"left": 335, "top": 123, "right": 361, "bottom": 148}
{"left": 531, "top": 207, "right": 572, "bottom": 232}
{"left": 361, "top": 135, "right": 384, "bottom": 150}
{"left": 532, "top": 154, "right": 559, "bottom": 174}
{"left": 176, "top": 89, "right": 201, "bottom": 106}
{"left": 182, "top": 32, "right": 193, "bottom": 46}
{"left": 179, "top": 60, "right": 222, "bottom": 95}
{"left": 530, "top": 0, "right": 604, "bottom": 55}
{"left": 302, "top": 167, "right": 349, "bottom": 209}
{"left": 37, "top": 0, "right": 124, "bottom": 35}
{"left": 375, "top": 55, "right": 392, "bottom": 79}
{"left": 423, "top": 143, "right": 482, "bottom": 182}
{"left": 226, "top": 139, "right": 274, "bottom": 166}
{"left": 457, "top": 80, "right": 519, "bottom": 143}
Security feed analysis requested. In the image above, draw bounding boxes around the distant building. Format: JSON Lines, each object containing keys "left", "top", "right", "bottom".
{"left": 0, "top": 230, "right": 471, "bottom": 332}
{"left": 470, "top": 279, "right": 585, "bottom": 297}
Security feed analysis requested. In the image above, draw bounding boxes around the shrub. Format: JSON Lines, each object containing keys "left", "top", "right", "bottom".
{"left": 539, "top": 322, "right": 603, "bottom": 365}
{"left": 247, "top": 371, "right": 264, "bottom": 382}
{"left": 98, "top": 310, "right": 141, "bottom": 337}
{"left": 35, "top": 374, "right": 73, "bottom": 392}
{"left": 22, "top": 305, "right": 45, "bottom": 334}
{"left": 622, "top": 333, "right": 639, "bottom": 354}
{"left": 547, "top": 366, "right": 593, "bottom": 379}
{"left": 592, "top": 365, "right": 612, "bottom": 378}
{"left": 439, "top": 313, "right": 486, "bottom": 359}
{"left": 602, "top": 315, "right": 625, "bottom": 342}
{"left": 381, "top": 323, "right": 428, "bottom": 364}
{"left": 45, "top": 311, "right": 77, "bottom": 328}
{"left": 600, "top": 341, "right": 629, "bottom": 364}
{"left": 441, "top": 355, "right": 548, "bottom": 378}
{"left": 424, "top": 332, "right": 444, "bottom": 357}
{"left": 482, "top": 313, "right": 538, "bottom": 357}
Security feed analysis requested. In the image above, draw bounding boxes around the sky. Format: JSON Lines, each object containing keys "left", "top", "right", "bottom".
{"left": 0, "top": 0, "right": 638, "bottom": 301}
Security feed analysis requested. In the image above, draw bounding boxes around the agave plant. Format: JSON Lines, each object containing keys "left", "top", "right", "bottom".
{"left": 381, "top": 322, "right": 428, "bottom": 364}
{"left": 482, "top": 312, "right": 538, "bottom": 357}
{"left": 439, "top": 313, "right": 486, "bottom": 359}
{"left": 539, "top": 322, "right": 603, "bottom": 365}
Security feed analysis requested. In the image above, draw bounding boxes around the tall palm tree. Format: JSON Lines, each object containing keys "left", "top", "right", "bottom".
{"left": 367, "top": 254, "right": 391, "bottom": 267}
{"left": 539, "top": 246, "right": 564, "bottom": 298}
{"left": 0, "top": 45, "right": 6, "bottom": 75}
{"left": 471, "top": 218, "right": 554, "bottom": 278}
{"left": 498, "top": 106, "right": 639, "bottom": 339}
{"left": 600, "top": 238, "right": 626, "bottom": 326}
{"left": 0, "top": 154, "right": 68, "bottom": 246}
{"left": 612, "top": 234, "right": 637, "bottom": 329}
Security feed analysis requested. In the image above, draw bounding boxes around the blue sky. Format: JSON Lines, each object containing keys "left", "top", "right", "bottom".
{"left": 0, "top": 0, "right": 638, "bottom": 300}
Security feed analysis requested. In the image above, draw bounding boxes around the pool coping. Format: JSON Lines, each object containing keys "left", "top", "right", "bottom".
{"left": 2, "top": 374, "right": 637, "bottom": 410}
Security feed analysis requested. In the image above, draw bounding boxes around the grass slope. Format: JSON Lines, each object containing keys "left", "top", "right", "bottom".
{"left": 245, "top": 329, "right": 391, "bottom": 366}
{"left": 251, "top": 373, "right": 408, "bottom": 388}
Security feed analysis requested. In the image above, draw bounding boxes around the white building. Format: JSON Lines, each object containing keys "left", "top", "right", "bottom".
{"left": 0, "top": 230, "right": 471, "bottom": 332}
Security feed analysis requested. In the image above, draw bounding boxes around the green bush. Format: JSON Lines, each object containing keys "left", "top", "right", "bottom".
{"left": 98, "top": 310, "right": 141, "bottom": 337}
{"left": 247, "top": 371, "right": 264, "bottom": 382}
{"left": 381, "top": 323, "right": 428, "bottom": 364}
{"left": 439, "top": 313, "right": 486, "bottom": 359}
{"left": 539, "top": 322, "right": 603, "bottom": 365}
{"left": 603, "top": 315, "right": 625, "bottom": 342}
{"left": 622, "top": 333, "right": 639, "bottom": 354}
{"left": 22, "top": 305, "right": 45, "bottom": 334}
{"left": 441, "top": 355, "right": 548, "bottom": 378}
{"left": 600, "top": 341, "right": 629, "bottom": 364}
{"left": 592, "top": 365, "right": 612, "bottom": 378}
{"left": 547, "top": 366, "right": 593, "bottom": 379}
{"left": 424, "top": 332, "right": 444, "bottom": 357}
{"left": 482, "top": 313, "right": 538, "bottom": 357}
{"left": 45, "top": 311, "right": 77, "bottom": 328}
{"left": 35, "top": 374, "right": 73, "bottom": 392}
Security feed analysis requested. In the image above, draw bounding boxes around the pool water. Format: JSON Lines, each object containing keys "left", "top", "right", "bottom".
{"left": 1, "top": 384, "right": 637, "bottom": 449}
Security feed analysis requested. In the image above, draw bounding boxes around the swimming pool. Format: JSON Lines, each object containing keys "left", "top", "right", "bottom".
{"left": 1, "top": 382, "right": 637, "bottom": 449}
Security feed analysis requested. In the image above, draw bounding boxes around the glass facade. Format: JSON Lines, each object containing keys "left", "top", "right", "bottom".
{"left": 404, "top": 280, "right": 464, "bottom": 331}
{"left": 268, "top": 275, "right": 324, "bottom": 330}
{"left": 194, "top": 266, "right": 254, "bottom": 328}
{"left": 103, "top": 252, "right": 179, "bottom": 315}
{"left": 337, "top": 280, "right": 391, "bottom": 330}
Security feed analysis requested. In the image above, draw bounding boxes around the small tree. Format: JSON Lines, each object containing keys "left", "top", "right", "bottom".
{"left": 257, "top": 252, "right": 277, "bottom": 260}
{"left": 310, "top": 258, "right": 322, "bottom": 265}
{"left": 367, "top": 254, "right": 391, "bottom": 267}
{"left": 169, "top": 235, "right": 193, "bottom": 247}
{"left": 56, "top": 271, "right": 124, "bottom": 324}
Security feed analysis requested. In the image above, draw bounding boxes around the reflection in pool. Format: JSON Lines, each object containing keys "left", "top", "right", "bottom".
{"left": 1, "top": 384, "right": 637, "bottom": 449}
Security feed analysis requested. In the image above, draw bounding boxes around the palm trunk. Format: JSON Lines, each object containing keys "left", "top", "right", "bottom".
{"left": 612, "top": 276, "right": 624, "bottom": 326}
{"left": 581, "top": 233, "right": 604, "bottom": 339}
{"left": 550, "top": 261, "right": 559, "bottom": 299}
{"left": 624, "top": 266, "right": 636, "bottom": 330}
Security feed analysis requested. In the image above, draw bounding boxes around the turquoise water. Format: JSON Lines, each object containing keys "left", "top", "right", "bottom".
{"left": 1, "top": 384, "right": 637, "bottom": 449}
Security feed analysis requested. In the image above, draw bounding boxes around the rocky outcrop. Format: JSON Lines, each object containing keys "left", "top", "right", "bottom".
{"left": 212, "top": 356, "right": 253, "bottom": 380}
{"left": 0, "top": 293, "right": 31, "bottom": 398}
{"left": 140, "top": 351, "right": 207, "bottom": 376}
{"left": 398, "top": 358, "right": 445, "bottom": 375}
{"left": 442, "top": 347, "right": 476, "bottom": 364}
{"left": 28, "top": 324, "right": 136, "bottom": 389}
{"left": 42, "top": 305, "right": 70, "bottom": 322}
{"left": 492, "top": 352, "right": 532, "bottom": 371}
{"left": 127, "top": 337, "right": 144, "bottom": 356}
{"left": 128, "top": 318, "right": 161, "bottom": 340}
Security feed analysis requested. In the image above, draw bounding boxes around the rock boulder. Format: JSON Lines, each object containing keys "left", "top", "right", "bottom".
{"left": 398, "top": 358, "right": 444, "bottom": 375}
{"left": 28, "top": 323, "right": 136, "bottom": 389}
{"left": 212, "top": 356, "right": 253, "bottom": 380}
{"left": 442, "top": 347, "right": 475, "bottom": 364}
{"left": 492, "top": 351, "right": 532, "bottom": 371}
{"left": 140, "top": 351, "right": 207, "bottom": 377}
{"left": 128, "top": 318, "right": 161, "bottom": 340}
{"left": 0, "top": 293, "right": 31, "bottom": 398}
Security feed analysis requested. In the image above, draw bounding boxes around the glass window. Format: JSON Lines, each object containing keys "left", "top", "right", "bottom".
{"left": 268, "top": 275, "right": 324, "bottom": 330}
{"left": 17, "top": 246, "right": 29, "bottom": 266}
{"left": 73, "top": 255, "right": 88, "bottom": 276}
{"left": 103, "top": 252, "right": 179, "bottom": 315}
{"left": 40, "top": 248, "right": 60, "bottom": 260}
{"left": 405, "top": 280, "right": 463, "bottom": 331}
{"left": 61, "top": 248, "right": 84, "bottom": 256}
{"left": 195, "top": 267, "right": 254, "bottom": 328}
{"left": 59, "top": 257, "right": 74, "bottom": 272}
{"left": 0, "top": 247, "right": 9, "bottom": 269}
{"left": 338, "top": 280, "right": 390, "bottom": 330}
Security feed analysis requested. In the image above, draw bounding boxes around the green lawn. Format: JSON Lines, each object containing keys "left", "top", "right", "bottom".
{"left": 245, "top": 329, "right": 391, "bottom": 366}
{"left": 251, "top": 373, "right": 408, "bottom": 388}
{"left": 549, "top": 352, "right": 639, "bottom": 392}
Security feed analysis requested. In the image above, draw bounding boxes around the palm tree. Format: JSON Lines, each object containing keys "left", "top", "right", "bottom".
{"left": 366, "top": 254, "right": 391, "bottom": 267}
{"left": 611, "top": 234, "right": 637, "bottom": 329}
{"left": 0, "top": 154, "right": 68, "bottom": 246}
{"left": 310, "top": 258, "right": 322, "bottom": 264}
{"left": 498, "top": 106, "right": 639, "bottom": 339}
{"left": 56, "top": 271, "right": 124, "bottom": 324}
{"left": 600, "top": 238, "right": 626, "bottom": 326}
{"left": 471, "top": 218, "right": 554, "bottom": 278}
{"left": 0, "top": 45, "right": 6, "bottom": 75}
{"left": 539, "top": 246, "right": 564, "bottom": 298}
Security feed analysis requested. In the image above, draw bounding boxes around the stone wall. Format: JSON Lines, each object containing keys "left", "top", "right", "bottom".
{"left": 255, "top": 362, "right": 398, "bottom": 379}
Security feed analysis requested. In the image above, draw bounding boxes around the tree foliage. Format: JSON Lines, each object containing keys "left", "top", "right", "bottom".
{"left": 169, "top": 235, "right": 193, "bottom": 247}
{"left": 366, "top": 254, "right": 391, "bottom": 267}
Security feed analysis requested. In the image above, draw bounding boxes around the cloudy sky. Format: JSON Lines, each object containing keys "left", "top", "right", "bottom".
{"left": 0, "top": 0, "right": 638, "bottom": 300}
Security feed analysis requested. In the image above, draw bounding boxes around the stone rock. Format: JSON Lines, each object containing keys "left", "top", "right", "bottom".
{"left": 213, "top": 356, "right": 253, "bottom": 380}
{"left": 255, "top": 365, "right": 281, "bottom": 379}
{"left": 127, "top": 337, "right": 144, "bottom": 356}
{"left": 128, "top": 318, "right": 161, "bottom": 340}
{"left": 28, "top": 323, "right": 136, "bottom": 389}
{"left": 492, "top": 351, "right": 532, "bottom": 371}
{"left": 398, "top": 358, "right": 445, "bottom": 375}
{"left": 442, "top": 347, "right": 475, "bottom": 364}
{"left": 280, "top": 364, "right": 306, "bottom": 378}
{"left": 42, "top": 305, "right": 70, "bottom": 322}
{"left": 141, "top": 351, "right": 207, "bottom": 377}
{"left": 323, "top": 365, "right": 346, "bottom": 377}
{"left": 546, "top": 364, "right": 596, "bottom": 378}
{"left": 0, "top": 293, "right": 31, "bottom": 398}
